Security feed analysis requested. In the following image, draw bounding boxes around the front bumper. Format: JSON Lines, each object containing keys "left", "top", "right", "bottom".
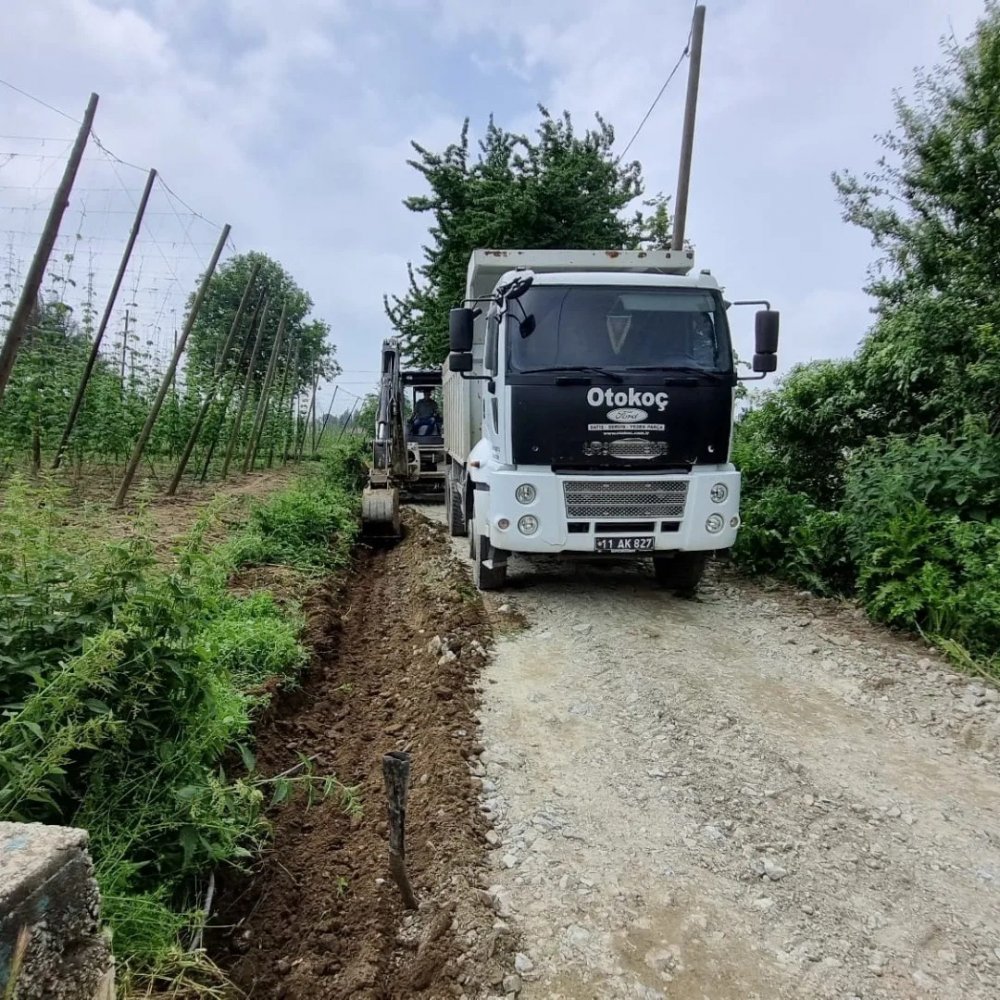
{"left": 477, "top": 465, "right": 742, "bottom": 555}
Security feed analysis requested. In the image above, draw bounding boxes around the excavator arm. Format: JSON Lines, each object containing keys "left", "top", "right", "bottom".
{"left": 362, "top": 339, "right": 406, "bottom": 538}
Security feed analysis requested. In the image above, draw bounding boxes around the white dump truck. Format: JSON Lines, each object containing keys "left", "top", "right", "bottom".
{"left": 442, "top": 248, "right": 779, "bottom": 592}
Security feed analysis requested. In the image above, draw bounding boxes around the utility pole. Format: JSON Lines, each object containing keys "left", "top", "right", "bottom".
{"left": 54, "top": 168, "right": 157, "bottom": 468}
{"left": 113, "top": 223, "right": 230, "bottom": 507}
{"left": 0, "top": 93, "right": 99, "bottom": 404}
{"left": 671, "top": 4, "right": 706, "bottom": 251}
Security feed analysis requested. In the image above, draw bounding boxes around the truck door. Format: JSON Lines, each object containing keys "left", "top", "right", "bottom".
{"left": 482, "top": 309, "right": 503, "bottom": 461}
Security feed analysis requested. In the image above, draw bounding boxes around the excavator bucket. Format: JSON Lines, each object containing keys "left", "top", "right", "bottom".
{"left": 361, "top": 486, "right": 401, "bottom": 541}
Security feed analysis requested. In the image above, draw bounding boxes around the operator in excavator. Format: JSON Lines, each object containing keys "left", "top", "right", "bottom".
{"left": 410, "top": 387, "right": 442, "bottom": 437}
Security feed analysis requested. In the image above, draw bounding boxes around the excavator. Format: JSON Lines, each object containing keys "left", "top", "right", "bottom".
{"left": 361, "top": 337, "right": 446, "bottom": 538}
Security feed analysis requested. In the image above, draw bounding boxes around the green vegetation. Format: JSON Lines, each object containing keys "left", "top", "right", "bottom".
{"left": 0, "top": 444, "right": 365, "bottom": 990}
{"left": 386, "top": 106, "right": 672, "bottom": 365}
{"left": 0, "top": 251, "right": 338, "bottom": 480}
{"left": 734, "top": 6, "right": 1000, "bottom": 678}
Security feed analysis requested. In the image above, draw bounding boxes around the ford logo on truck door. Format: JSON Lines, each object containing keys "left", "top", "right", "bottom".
{"left": 606, "top": 407, "right": 647, "bottom": 423}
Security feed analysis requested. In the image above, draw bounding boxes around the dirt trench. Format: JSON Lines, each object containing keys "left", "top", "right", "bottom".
{"left": 215, "top": 513, "right": 509, "bottom": 998}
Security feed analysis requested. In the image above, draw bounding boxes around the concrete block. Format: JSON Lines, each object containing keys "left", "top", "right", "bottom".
{"left": 1, "top": 822, "right": 113, "bottom": 999}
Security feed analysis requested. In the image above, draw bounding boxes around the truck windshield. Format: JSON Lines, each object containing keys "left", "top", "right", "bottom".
{"left": 507, "top": 285, "right": 732, "bottom": 374}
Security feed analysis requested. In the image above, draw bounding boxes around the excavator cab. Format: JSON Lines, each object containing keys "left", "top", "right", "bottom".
{"left": 401, "top": 374, "right": 445, "bottom": 486}
{"left": 361, "top": 339, "right": 446, "bottom": 540}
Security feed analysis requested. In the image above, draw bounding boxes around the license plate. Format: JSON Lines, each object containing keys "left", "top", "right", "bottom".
{"left": 595, "top": 536, "right": 654, "bottom": 553}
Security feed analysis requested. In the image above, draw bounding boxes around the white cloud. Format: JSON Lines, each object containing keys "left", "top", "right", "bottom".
{"left": 433, "top": 0, "right": 985, "bottom": 373}
{"left": 0, "top": 0, "right": 989, "bottom": 401}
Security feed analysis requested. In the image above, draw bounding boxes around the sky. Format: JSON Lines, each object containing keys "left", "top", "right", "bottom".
{"left": 0, "top": 0, "right": 988, "bottom": 409}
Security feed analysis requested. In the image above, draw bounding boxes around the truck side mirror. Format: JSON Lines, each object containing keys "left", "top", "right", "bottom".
{"left": 448, "top": 351, "right": 473, "bottom": 373}
{"left": 754, "top": 310, "right": 780, "bottom": 355}
{"left": 449, "top": 308, "right": 475, "bottom": 352}
{"left": 752, "top": 353, "right": 778, "bottom": 373}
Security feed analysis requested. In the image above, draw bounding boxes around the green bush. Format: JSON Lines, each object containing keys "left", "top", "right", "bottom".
{"left": 734, "top": 424, "right": 1000, "bottom": 675}
{"left": 734, "top": 488, "right": 851, "bottom": 596}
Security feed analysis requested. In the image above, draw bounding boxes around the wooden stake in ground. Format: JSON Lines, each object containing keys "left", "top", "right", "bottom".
{"left": 270, "top": 333, "right": 296, "bottom": 467}
{"left": 166, "top": 259, "right": 261, "bottom": 494}
{"left": 243, "top": 300, "right": 287, "bottom": 473}
{"left": 54, "top": 167, "right": 156, "bottom": 468}
{"left": 0, "top": 93, "right": 99, "bottom": 405}
{"left": 297, "top": 366, "right": 318, "bottom": 461}
{"left": 113, "top": 223, "right": 230, "bottom": 508}
{"left": 219, "top": 298, "right": 269, "bottom": 480}
{"left": 382, "top": 751, "right": 419, "bottom": 910}
{"left": 312, "top": 385, "right": 338, "bottom": 456}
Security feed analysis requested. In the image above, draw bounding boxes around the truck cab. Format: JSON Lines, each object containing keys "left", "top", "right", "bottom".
{"left": 442, "top": 249, "right": 778, "bottom": 592}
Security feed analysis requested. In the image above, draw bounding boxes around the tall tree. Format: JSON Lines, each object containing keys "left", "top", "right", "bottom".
{"left": 188, "top": 252, "right": 338, "bottom": 392}
{"left": 386, "top": 106, "right": 668, "bottom": 366}
{"left": 835, "top": 2, "right": 1000, "bottom": 436}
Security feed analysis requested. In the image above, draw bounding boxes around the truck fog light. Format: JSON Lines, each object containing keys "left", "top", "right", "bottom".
{"left": 710, "top": 483, "right": 728, "bottom": 504}
{"left": 518, "top": 515, "right": 539, "bottom": 535}
{"left": 730, "top": 516, "right": 740, "bottom": 528}
{"left": 515, "top": 483, "right": 536, "bottom": 504}
{"left": 497, "top": 517, "right": 510, "bottom": 530}
{"left": 706, "top": 513, "right": 725, "bottom": 534}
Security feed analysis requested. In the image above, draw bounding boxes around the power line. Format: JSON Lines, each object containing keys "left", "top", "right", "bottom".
{"left": 0, "top": 78, "right": 78, "bottom": 124}
{"left": 1, "top": 77, "right": 227, "bottom": 231}
{"left": 617, "top": 27, "right": 692, "bottom": 162}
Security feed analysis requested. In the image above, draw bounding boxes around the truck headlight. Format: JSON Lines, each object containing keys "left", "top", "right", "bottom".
{"left": 706, "top": 513, "right": 725, "bottom": 534}
{"left": 710, "top": 483, "right": 728, "bottom": 504}
{"left": 515, "top": 483, "right": 536, "bottom": 505}
{"left": 518, "top": 515, "right": 539, "bottom": 535}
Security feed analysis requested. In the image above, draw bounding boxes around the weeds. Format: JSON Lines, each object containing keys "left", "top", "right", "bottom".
{"left": 0, "top": 444, "right": 365, "bottom": 989}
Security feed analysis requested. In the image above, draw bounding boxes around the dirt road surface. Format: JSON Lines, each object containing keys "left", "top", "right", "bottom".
{"left": 420, "top": 506, "right": 1000, "bottom": 1000}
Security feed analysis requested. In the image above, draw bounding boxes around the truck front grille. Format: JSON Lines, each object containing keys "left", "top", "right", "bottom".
{"left": 563, "top": 480, "right": 689, "bottom": 519}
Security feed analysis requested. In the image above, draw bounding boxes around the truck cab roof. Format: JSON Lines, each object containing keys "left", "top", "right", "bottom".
{"left": 465, "top": 248, "right": 698, "bottom": 302}
{"left": 515, "top": 269, "right": 721, "bottom": 291}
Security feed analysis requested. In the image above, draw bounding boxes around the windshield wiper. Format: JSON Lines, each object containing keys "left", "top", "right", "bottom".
{"left": 625, "top": 365, "right": 730, "bottom": 382}
{"left": 517, "top": 365, "right": 624, "bottom": 383}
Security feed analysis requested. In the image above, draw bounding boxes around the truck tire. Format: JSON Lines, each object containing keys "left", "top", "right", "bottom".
{"left": 653, "top": 552, "right": 707, "bottom": 597}
{"left": 473, "top": 531, "right": 507, "bottom": 591}
{"left": 447, "top": 467, "right": 467, "bottom": 537}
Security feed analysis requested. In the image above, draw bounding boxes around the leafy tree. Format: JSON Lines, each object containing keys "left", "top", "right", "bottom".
{"left": 834, "top": 1, "right": 1000, "bottom": 435}
{"left": 188, "top": 252, "right": 338, "bottom": 392}
{"left": 386, "top": 106, "right": 667, "bottom": 366}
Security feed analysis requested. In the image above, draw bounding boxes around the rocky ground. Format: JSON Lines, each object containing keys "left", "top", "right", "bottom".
{"left": 418, "top": 505, "right": 1000, "bottom": 1000}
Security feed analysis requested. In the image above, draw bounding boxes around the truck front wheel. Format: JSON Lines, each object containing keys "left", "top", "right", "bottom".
{"left": 653, "top": 552, "right": 707, "bottom": 597}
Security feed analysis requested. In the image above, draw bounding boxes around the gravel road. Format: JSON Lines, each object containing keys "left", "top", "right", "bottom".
{"left": 419, "top": 507, "right": 1000, "bottom": 1000}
